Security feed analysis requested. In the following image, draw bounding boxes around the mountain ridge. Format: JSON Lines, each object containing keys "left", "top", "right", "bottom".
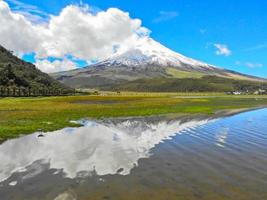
{"left": 50, "top": 38, "right": 267, "bottom": 92}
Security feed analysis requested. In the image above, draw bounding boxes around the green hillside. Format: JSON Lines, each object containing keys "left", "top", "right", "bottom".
{"left": 102, "top": 76, "right": 267, "bottom": 93}
{"left": 0, "top": 45, "right": 72, "bottom": 94}
{"left": 166, "top": 67, "right": 204, "bottom": 79}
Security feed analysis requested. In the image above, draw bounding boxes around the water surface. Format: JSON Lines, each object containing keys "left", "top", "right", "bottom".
{"left": 0, "top": 108, "right": 267, "bottom": 200}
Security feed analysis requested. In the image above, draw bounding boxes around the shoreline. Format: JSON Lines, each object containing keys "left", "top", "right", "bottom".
{"left": 1, "top": 94, "right": 267, "bottom": 141}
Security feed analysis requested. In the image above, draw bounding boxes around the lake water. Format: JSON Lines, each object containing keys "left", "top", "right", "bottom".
{"left": 0, "top": 108, "right": 267, "bottom": 200}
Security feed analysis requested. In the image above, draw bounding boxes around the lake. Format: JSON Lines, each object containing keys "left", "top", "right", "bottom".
{"left": 0, "top": 108, "right": 267, "bottom": 200}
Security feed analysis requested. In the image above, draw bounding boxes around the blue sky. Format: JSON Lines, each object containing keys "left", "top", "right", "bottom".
{"left": 3, "top": 0, "right": 267, "bottom": 77}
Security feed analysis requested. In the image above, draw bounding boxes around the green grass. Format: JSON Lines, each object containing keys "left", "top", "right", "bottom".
{"left": 0, "top": 93, "right": 267, "bottom": 140}
{"left": 166, "top": 67, "right": 204, "bottom": 78}
{"left": 104, "top": 75, "right": 267, "bottom": 92}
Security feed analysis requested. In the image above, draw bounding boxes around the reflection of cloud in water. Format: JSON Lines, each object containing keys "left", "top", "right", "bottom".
{"left": 215, "top": 127, "right": 229, "bottom": 148}
{"left": 0, "top": 118, "right": 211, "bottom": 182}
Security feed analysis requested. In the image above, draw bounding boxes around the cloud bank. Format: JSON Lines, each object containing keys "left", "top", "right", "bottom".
{"left": 0, "top": 0, "right": 150, "bottom": 72}
{"left": 35, "top": 59, "right": 77, "bottom": 73}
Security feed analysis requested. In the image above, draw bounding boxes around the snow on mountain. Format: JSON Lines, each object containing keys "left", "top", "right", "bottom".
{"left": 99, "top": 37, "right": 215, "bottom": 70}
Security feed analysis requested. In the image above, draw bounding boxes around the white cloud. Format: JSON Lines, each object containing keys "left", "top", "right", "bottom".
{"left": 235, "top": 61, "right": 263, "bottom": 68}
{"left": 245, "top": 62, "right": 263, "bottom": 68}
{"left": 5, "top": 0, "right": 49, "bottom": 23}
{"left": 35, "top": 58, "right": 77, "bottom": 73}
{"left": 243, "top": 44, "right": 267, "bottom": 52}
{"left": 0, "top": 0, "right": 150, "bottom": 72}
{"left": 14, "top": 10, "right": 47, "bottom": 24}
{"left": 0, "top": 1, "right": 43, "bottom": 54}
{"left": 199, "top": 29, "right": 207, "bottom": 34}
{"left": 39, "top": 6, "right": 149, "bottom": 60}
{"left": 214, "top": 43, "right": 231, "bottom": 56}
{"left": 235, "top": 61, "right": 241, "bottom": 65}
{"left": 153, "top": 11, "right": 178, "bottom": 23}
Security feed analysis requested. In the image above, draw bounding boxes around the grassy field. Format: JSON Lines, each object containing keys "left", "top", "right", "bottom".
{"left": 166, "top": 67, "right": 204, "bottom": 79}
{"left": 1, "top": 92, "right": 267, "bottom": 140}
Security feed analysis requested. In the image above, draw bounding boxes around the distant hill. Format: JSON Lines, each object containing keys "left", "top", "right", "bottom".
{"left": 52, "top": 38, "right": 267, "bottom": 92}
{"left": 0, "top": 45, "right": 72, "bottom": 94}
{"left": 101, "top": 76, "right": 267, "bottom": 93}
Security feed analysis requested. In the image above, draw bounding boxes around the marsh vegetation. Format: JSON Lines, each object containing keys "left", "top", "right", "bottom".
{"left": 1, "top": 92, "right": 267, "bottom": 140}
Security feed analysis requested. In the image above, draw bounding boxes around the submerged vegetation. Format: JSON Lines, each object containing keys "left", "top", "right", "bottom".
{"left": 1, "top": 93, "right": 267, "bottom": 140}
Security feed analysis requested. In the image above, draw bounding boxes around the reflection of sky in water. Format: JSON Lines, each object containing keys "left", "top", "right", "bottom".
{"left": 1, "top": 108, "right": 267, "bottom": 200}
{"left": 0, "top": 117, "right": 211, "bottom": 183}
{"left": 215, "top": 127, "right": 229, "bottom": 148}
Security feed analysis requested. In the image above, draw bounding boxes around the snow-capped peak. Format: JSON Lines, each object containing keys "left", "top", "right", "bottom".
{"left": 100, "top": 37, "right": 214, "bottom": 69}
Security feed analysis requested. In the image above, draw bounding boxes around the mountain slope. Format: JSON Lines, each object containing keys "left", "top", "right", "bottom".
{"left": 53, "top": 38, "right": 266, "bottom": 92}
{"left": 0, "top": 45, "right": 71, "bottom": 93}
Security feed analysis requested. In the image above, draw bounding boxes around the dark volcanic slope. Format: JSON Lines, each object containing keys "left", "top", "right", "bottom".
{"left": 52, "top": 62, "right": 267, "bottom": 92}
{"left": 0, "top": 45, "right": 70, "bottom": 91}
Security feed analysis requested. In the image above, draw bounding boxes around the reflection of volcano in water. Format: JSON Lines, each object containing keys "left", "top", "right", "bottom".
{"left": 1, "top": 108, "right": 267, "bottom": 200}
{"left": 0, "top": 116, "right": 212, "bottom": 182}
